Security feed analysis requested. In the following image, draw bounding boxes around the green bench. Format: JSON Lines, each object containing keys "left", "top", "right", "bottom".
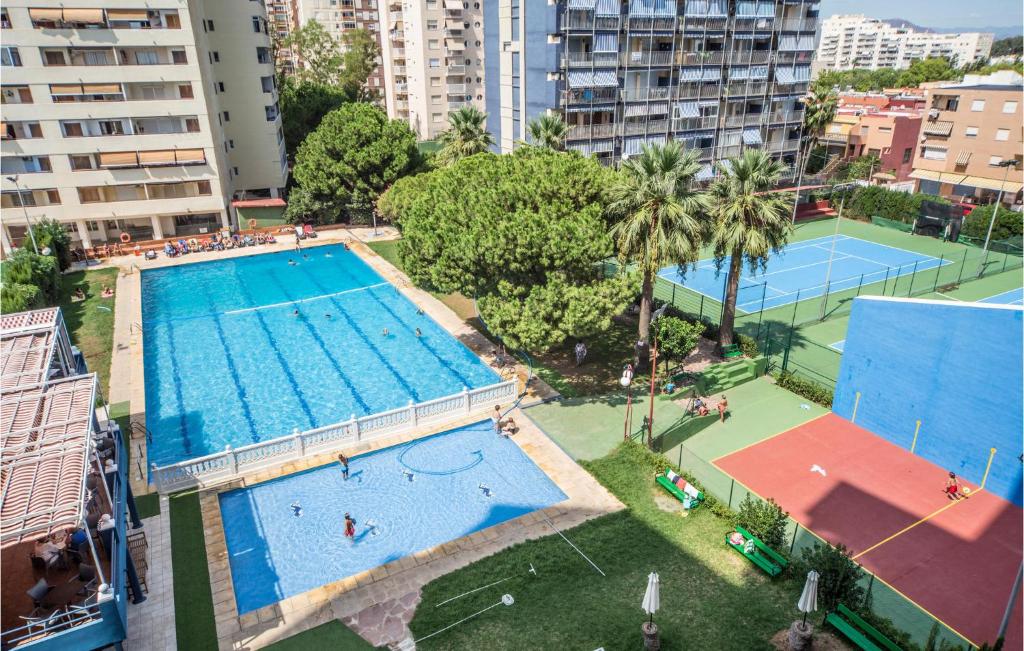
{"left": 721, "top": 344, "right": 743, "bottom": 359}
{"left": 725, "top": 525, "right": 788, "bottom": 577}
{"left": 825, "top": 604, "right": 902, "bottom": 651}
{"left": 655, "top": 472, "right": 704, "bottom": 510}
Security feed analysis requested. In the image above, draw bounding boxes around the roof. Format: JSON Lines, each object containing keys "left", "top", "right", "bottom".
{"left": 231, "top": 198, "right": 287, "bottom": 208}
{"left": 0, "top": 375, "right": 97, "bottom": 548}
{"left": 1, "top": 308, "right": 62, "bottom": 391}
{"left": 949, "top": 84, "right": 1024, "bottom": 92}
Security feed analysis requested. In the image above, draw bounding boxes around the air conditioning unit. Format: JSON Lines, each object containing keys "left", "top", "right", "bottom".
{"left": 928, "top": 108, "right": 939, "bottom": 119}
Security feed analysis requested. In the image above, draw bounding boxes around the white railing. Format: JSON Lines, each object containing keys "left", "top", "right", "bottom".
{"left": 150, "top": 380, "right": 518, "bottom": 493}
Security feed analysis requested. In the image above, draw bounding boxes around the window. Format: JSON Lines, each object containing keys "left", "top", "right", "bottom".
{"left": 172, "top": 50, "right": 187, "bottom": 64}
{"left": 427, "top": 20, "right": 438, "bottom": 30}
{"left": 429, "top": 58, "right": 440, "bottom": 68}
{"left": 989, "top": 156, "right": 1003, "bottom": 166}
{"left": 902, "top": 148, "right": 912, "bottom": 163}
{"left": 252, "top": 16, "right": 262, "bottom": 32}
{"left": 256, "top": 47, "right": 271, "bottom": 64}
{"left": 223, "top": 111, "right": 230, "bottom": 122}
{"left": 78, "top": 187, "right": 101, "bottom": 203}
{"left": 921, "top": 146, "right": 947, "bottom": 161}
{"left": 1, "top": 8, "right": 10, "bottom": 28}
{"left": 178, "top": 84, "right": 194, "bottom": 99}
{"left": 431, "top": 94, "right": 441, "bottom": 103}
{"left": 135, "top": 51, "right": 158, "bottom": 65}
{"left": 212, "top": 51, "right": 220, "bottom": 63}
{"left": 965, "top": 126, "right": 979, "bottom": 138}
{"left": 432, "top": 113, "right": 443, "bottom": 122}
{"left": 1, "top": 47, "right": 22, "bottom": 67}
{"left": 197, "top": 180, "right": 212, "bottom": 194}
{"left": 1003, "top": 101, "right": 1017, "bottom": 114}
{"left": 70, "top": 154, "right": 95, "bottom": 170}
{"left": 185, "top": 118, "right": 200, "bottom": 132}
{"left": 265, "top": 104, "right": 278, "bottom": 121}
{"left": 206, "top": 19, "right": 215, "bottom": 31}
{"left": 970, "top": 99, "right": 985, "bottom": 112}
{"left": 218, "top": 82, "right": 225, "bottom": 92}
{"left": 63, "top": 122, "right": 85, "bottom": 137}
{"left": 260, "top": 76, "right": 275, "bottom": 93}
{"left": 430, "top": 78, "right": 441, "bottom": 87}
{"left": 44, "top": 51, "right": 66, "bottom": 66}
{"left": 428, "top": 39, "right": 439, "bottom": 49}
{"left": 229, "top": 139, "right": 234, "bottom": 148}
{"left": 995, "top": 128, "right": 1009, "bottom": 141}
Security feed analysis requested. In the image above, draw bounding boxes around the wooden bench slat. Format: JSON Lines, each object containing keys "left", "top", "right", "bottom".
{"left": 837, "top": 604, "right": 902, "bottom": 651}
{"left": 826, "top": 612, "right": 883, "bottom": 651}
{"left": 734, "top": 525, "right": 789, "bottom": 568}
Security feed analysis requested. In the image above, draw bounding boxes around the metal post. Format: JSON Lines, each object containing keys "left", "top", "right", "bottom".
{"left": 957, "top": 248, "right": 968, "bottom": 284}
{"left": 728, "top": 479, "right": 734, "bottom": 509}
{"left": 791, "top": 145, "right": 806, "bottom": 224}
{"left": 755, "top": 281, "right": 767, "bottom": 341}
{"left": 907, "top": 260, "right": 919, "bottom": 296}
{"left": 820, "top": 281, "right": 831, "bottom": 320}
{"left": 854, "top": 273, "right": 864, "bottom": 297}
{"left": 647, "top": 332, "right": 658, "bottom": 449}
{"left": 819, "top": 186, "right": 852, "bottom": 320}
{"left": 1002, "top": 251, "right": 1010, "bottom": 274}
{"left": 5, "top": 175, "right": 39, "bottom": 253}
{"left": 880, "top": 266, "right": 890, "bottom": 295}
{"left": 789, "top": 289, "right": 801, "bottom": 329}
{"left": 790, "top": 522, "right": 799, "bottom": 555}
{"left": 699, "top": 294, "right": 704, "bottom": 321}
{"left": 863, "top": 574, "right": 875, "bottom": 609}
{"left": 671, "top": 284, "right": 676, "bottom": 305}
{"left": 976, "top": 160, "right": 1018, "bottom": 278}
{"left": 933, "top": 255, "right": 945, "bottom": 292}
{"left": 999, "top": 561, "right": 1024, "bottom": 642}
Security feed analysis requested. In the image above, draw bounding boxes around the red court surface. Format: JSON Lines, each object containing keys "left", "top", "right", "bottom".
{"left": 715, "top": 413, "right": 1023, "bottom": 648}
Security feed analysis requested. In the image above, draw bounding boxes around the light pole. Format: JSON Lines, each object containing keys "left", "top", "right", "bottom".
{"left": 5, "top": 175, "right": 39, "bottom": 253}
{"left": 818, "top": 182, "right": 859, "bottom": 320}
{"left": 645, "top": 304, "right": 668, "bottom": 449}
{"left": 975, "top": 159, "right": 1019, "bottom": 278}
{"left": 621, "top": 366, "right": 634, "bottom": 441}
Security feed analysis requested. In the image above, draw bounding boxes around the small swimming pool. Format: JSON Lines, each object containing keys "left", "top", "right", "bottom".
{"left": 142, "top": 244, "right": 499, "bottom": 467}
{"left": 219, "top": 421, "right": 567, "bottom": 614}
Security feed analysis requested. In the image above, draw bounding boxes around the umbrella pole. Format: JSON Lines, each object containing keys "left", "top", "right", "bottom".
{"left": 802, "top": 611, "right": 808, "bottom": 626}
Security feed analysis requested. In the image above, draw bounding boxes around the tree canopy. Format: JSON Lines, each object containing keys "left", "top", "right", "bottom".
{"left": 386, "top": 148, "right": 635, "bottom": 351}
{"left": 339, "top": 29, "right": 381, "bottom": 100}
{"left": 436, "top": 107, "right": 494, "bottom": 165}
{"left": 282, "top": 21, "right": 343, "bottom": 85}
{"left": 292, "top": 103, "right": 422, "bottom": 223}
{"left": 813, "top": 57, "right": 961, "bottom": 92}
{"left": 991, "top": 36, "right": 1023, "bottom": 57}
{"left": 279, "top": 77, "right": 350, "bottom": 158}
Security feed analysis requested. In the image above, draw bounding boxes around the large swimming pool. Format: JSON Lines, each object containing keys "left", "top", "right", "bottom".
{"left": 219, "top": 420, "right": 567, "bottom": 614}
{"left": 142, "top": 244, "right": 499, "bottom": 467}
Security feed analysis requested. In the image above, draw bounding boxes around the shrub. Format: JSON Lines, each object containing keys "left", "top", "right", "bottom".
{"left": 616, "top": 439, "right": 734, "bottom": 520}
{"left": 735, "top": 494, "right": 789, "bottom": 549}
{"left": 845, "top": 186, "right": 949, "bottom": 225}
{"left": 30, "top": 218, "right": 73, "bottom": 271}
{"left": 960, "top": 204, "right": 1023, "bottom": 242}
{"left": 795, "top": 541, "right": 864, "bottom": 612}
{"left": 774, "top": 371, "right": 833, "bottom": 408}
{"left": 654, "top": 316, "right": 705, "bottom": 367}
{"left": 736, "top": 333, "right": 759, "bottom": 358}
{"left": 0, "top": 249, "right": 61, "bottom": 304}
{"left": 0, "top": 282, "right": 44, "bottom": 313}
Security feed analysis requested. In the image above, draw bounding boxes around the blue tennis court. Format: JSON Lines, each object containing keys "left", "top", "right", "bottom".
{"left": 978, "top": 288, "right": 1024, "bottom": 305}
{"left": 658, "top": 235, "right": 950, "bottom": 313}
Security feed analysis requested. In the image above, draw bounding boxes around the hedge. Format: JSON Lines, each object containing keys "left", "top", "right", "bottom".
{"left": 773, "top": 371, "right": 833, "bottom": 408}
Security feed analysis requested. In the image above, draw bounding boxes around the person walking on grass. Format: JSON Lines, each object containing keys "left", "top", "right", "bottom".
{"left": 574, "top": 341, "right": 588, "bottom": 367}
{"left": 338, "top": 453, "right": 349, "bottom": 480}
{"left": 717, "top": 394, "right": 729, "bottom": 422}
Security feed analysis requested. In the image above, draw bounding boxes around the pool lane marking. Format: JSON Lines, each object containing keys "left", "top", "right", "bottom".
{"left": 232, "top": 272, "right": 321, "bottom": 427}
{"left": 222, "top": 282, "right": 389, "bottom": 315}
{"left": 261, "top": 269, "right": 376, "bottom": 409}
{"left": 159, "top": 318, "right": 193, "bottom": 457}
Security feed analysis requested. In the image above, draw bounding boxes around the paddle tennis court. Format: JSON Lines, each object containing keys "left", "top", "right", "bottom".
{"left": 979, "top": 287, "right": 1024, "bottom": 305}
{"left": 715, "top": 413, "right": 1022, "bottom": 649}
{"left": 658, "top": 235, "right": 949, "bottom": 313}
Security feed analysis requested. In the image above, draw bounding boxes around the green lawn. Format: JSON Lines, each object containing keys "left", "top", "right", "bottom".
{"left": 264, "top": 621, "right": 377, "bottom": 650}
{"left": 408, "top": 441, "right": 804, "bottom": 649}
{"left": 170, "top": 492, "right": 217, "bottom": 650}
{"left": 58, "top": 267, "right": 119, "bottom": 398}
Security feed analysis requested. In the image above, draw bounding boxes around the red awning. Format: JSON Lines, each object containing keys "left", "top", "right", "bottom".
{"left": 231, "top": 198, "right": 286, "bottom": 208}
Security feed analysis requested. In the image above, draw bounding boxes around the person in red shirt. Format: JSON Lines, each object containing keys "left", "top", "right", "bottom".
{"left": 343, "top": 513, "right": 356, "bottom": 539}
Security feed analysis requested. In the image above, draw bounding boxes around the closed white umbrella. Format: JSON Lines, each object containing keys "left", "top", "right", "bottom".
{"left": 797, "top": 570, "right": 819, "bottom": 625}
{"left": 642, "top": 572, "right": 660, "bottom": 625}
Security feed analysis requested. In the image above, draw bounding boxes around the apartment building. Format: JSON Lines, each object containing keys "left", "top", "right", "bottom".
{"left": 378, "top": 0, "right": 485, "bottom": 140}
{"left": 485, "top": 0, "right": 819, "bottom": 171}
{"left": 268, "top": 0, "right": 301, "bottom": 73}
{"left": 911, "top": 81, "right": 1024, "bottom": 206}
{"left": 298, "top": 0, "right": 386, "bottom": 99}
{"left": 0, "top": 1, "right": 288, "bottom": 253}
{"left": 816, "top": 15, "right": 993, "bottom": 72}
{"left": 818, "top": 91, "right": 924, "bottom": 181}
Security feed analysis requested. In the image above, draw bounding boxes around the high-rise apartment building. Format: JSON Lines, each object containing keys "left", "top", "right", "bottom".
{"left": 379, "top": 0, "right": 486, "bottom": 140}
{"left": 485, "top": 0, "right": 819, "bottom": 171}
{"left": 816, "top": 15, "right": 993, "bottom": 73}
{"left": 297, "top": 0, "right": 387, "bottom": 98}
{"left": 0, "top": 1, "right": 288, "bottom": 253}
{"left": 268, "top": 0, "right": 301, "bottom": 74}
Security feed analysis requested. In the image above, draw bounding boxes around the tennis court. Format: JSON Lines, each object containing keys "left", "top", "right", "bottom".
{"left": 658, "top": 235, "right": 949, "bottom": 313}
{"left": 979, "top": 287, "right": 1024, "bottom": 305}
{"left": 715, "top": 414, "right": 1022, "bottom": 649}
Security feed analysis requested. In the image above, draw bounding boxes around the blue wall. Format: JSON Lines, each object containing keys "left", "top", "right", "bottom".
{"left": 834, "top": 297, "right": 1023, "bottom": 506}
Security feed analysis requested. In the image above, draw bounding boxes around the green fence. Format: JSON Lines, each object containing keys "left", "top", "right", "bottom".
{"left": 673, "top": 445, "right": 977, "bottom": 650}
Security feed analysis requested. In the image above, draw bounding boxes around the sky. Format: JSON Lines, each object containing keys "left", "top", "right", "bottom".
{"left": 820, "top": 0, "right": 1023, "bottom": 31}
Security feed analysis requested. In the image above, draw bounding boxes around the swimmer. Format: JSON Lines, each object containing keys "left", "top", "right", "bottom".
{"left": 288, "top": 259, "right": 297, "bottom": 266}
{"left": 293, "top": 309, "right": 299, "bottom": 317}
{"left": 343, "top": 513, "right": 356, "bottom": 539}
{"left": 344, "top": 240, "right": 351, "bottom": 251}
{"left": 290, "top": 501, "right": 303, "bottom": 517}
{"left": 302, "top": 254, "right": 309, "bottom": 260}
{"left": 402, "top": 469, "right": 415, "bottom": 482}
{"left": 338, "top": 453, "right": 349, "bottom": 480}
{"left": 382, "top": 328, "right": 389, "bottom": 337}
{"left": 416, "top": 308, "right": 424, "bottom": 315}
{"left": 325, "top": 313, "right": 332, "bottom": 320}
{"left": 479, "top": 483, "right": 492, "bottom": 498}
{"left": 325, "top": 251, "right": 333, "bottom": 258}
{"left": 415, "top": 328, "right": 422, "bottom": 337}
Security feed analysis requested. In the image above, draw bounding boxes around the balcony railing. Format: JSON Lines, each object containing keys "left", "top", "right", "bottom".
{"left": 681, "top": 17, "right": 727, "bottom": 31}
{"left": 678, "top": 51, "right": 724, "bottom": 66}
{"left": 766, "top": 109, "right": 803, "bottom": 124}
{"left": 621, "top": 51, "right": 674, "bottom": 66}
{"left": 392, "top": 48, "right": 405, "bottom": 58}
{"left": 626, "top": 17, "right": 675, "bottom": 31}
{"left": 677, "top": 83, "right": 722, "bottom": 99}
{"left": 715, "top": 144, "right": 743, "bottom": 158}
{"left": 393, "top": 65, "right": 406, "bottom": 75}
{"left": 780, "top": 17, "right": 817, "bottom": 31}
{"left": 819, "top": 132, "right": 849, "bottom": 144}
{"left": 672, "top": 116, "right": 718, "bottom": 132}
{"left": 765, "top": 138, "right": 800, "bottom": 153}
{"left": 564, "top": 52, "right": 620, "bottom": 67}
{"left": 446, "top": 64, "right": 466, "bottom": 74}
{"left": 447, "top": 84, "right": 467, "bottom": 94}
{"left": 724, "top": 114, "right": 765, "bottom": 128}
{"left": 562, "top": 88, "right": 619, "bottom": 105}
{"left": 448, "top": 100, "right": 468, "bottom": 110}
{"left": 727, "top": 51, "right": 771, "bottom": 65}
{"left": 724, "top": 81, "right": 769, "bottom": 97}
{"left": 564, "top": 16, "right": 619, "bottom": 30}
{"left": 621, "top": 86, "right": 672, "bottom": 102}
{"left": 566, "top": 123, "right": 616, "bottom": 140}
{"left": 623, "top": 119, "right": 670, "bottom": 135}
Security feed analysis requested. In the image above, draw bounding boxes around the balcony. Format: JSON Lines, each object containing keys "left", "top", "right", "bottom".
{"left": 393, "top": 65, "right": 406, "bottom": 75}
{"left": 395, "top": 82, "right": 408, "bottom": 93}
{"left": 621, "top": 87, "right": 672, "bottom": 102}
{"left": 564, "top": 16, "right": 619, "bottom": 31}
{"left": 715, "top": 144, "right": 743, "bottom": 159}
{"left": 678, "top": 51, "right": 724, "bottom": 66}
{"left": 766, "top": 109, "right": 803, "bottom": 124}
{"left": 733, "top": 17, "right": 774, "bottom": 32}
{"left": 29, "top": 8, "right": 181, "bottom": 30}
{"left": 765, "top": 138, "right": 799, "bottom": 153}
{"left": 565, "top": 52, "right": 619, "bottom": 68}
{"left": 682, "top": 17, "right": 728, "bottom": 32}
{"left": 561, "top": 88, "right": 619, "bottom": 105}
{"left": 727, "top": 51, "right": 771, "bottom": 65}
{"left": 41, "top": 46, "right": 186, "bottom": 67}
{"left": 566, "top": 123, "right": 616, "bottom": 140}
{"left": 447, "top": 84, "right": 467, "bottom": 94}
{"left": 446, "top": 64, "right": 466, "bottom": 74}
{"left": 448, "top": 101, "right": 468, "bottom": 110}
{"left": 394, "top": 99, "right": 409, "bottom": 110}
{"left": 677, "top": 83, "right": 722, "bottom": 99}
{"left": 819, "top": 132, "right": 849, "bottom": 145}
{"left": 621, "top": 51, "right": 674, "bottom": 66}
{"left": 622, "top": 119, "right": 670, "bottom": 136}
{"left": 780, "top": 17, "right": 817, "bottom": 31}
{"left": 391, "top": 48, "right": 405, "bottom": 58}
{"left": 672, "top": 116, "right": 718, "bottom": 132}
{"left": 724, "top": 81, "right": 769, "bottom": 97}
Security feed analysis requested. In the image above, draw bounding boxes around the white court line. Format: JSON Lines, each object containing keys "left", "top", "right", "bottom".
{"left": 223, "top": 282, "right": 390, "bottom": 315}
{"left": 936, "top": 291, "right": 964, "bottom": 301}
{"left": 689, "top": 235, "right": 853, "bottom": 273}
{"left": 811, "top": 244, "right": 895, "bottom": 270}
{"left": 833, "top": 235, "right": 946, "bottom": 262}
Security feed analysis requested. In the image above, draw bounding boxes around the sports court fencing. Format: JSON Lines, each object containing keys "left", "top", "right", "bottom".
{"left": 669, "top": 444, "right": 976, "bottom": 649}
{"left": 604, "top": 235, "right": 1023, "bottom": 390}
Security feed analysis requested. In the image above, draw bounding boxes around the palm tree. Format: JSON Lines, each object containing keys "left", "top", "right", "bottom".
{"left": 527, "top": 114, "right": 568, "bottom": 150}
{"left": 707, "top": 150, "right": 793, "bottom": 349}
{"left": 799, "top": 87, "right": 838, "bottom": 173}
{"left": 436, "top": 107, "right": 495, "bottom": 165}
{"left": 608, "top": 141, "right": 710, "bottom": 348}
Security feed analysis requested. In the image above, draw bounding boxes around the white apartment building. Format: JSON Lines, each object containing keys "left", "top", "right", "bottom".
{"left": 378, "top": 0, "right": 485, "bottom": 140}
{"left": 268, "top": 0, "right": 300, "bottom": 73}
{"left": 0, "top": 1, "right": 288, "bottom": 253}
{"left": 297, "top": 0, "right": 386, "bottom": 97}
{"left": 816, "top": 15, "right": 993, "bottom": 72}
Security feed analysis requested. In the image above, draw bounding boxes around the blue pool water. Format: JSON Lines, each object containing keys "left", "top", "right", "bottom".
{"left": 142, "top": 245, "right": 499, "bottom": 467}
{"left": 219, "top": 421, "right": 567, "bottom": 614}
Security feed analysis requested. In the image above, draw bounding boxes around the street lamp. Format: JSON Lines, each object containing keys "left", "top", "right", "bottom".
{"left": 645, "top": 303, "right": 669, "bottom": 449}
{"left": 5, "top": 175, "right": 39, "bottom": 253}
{"left": 818, "top": 182, "right": 860, "bottom": 320}
{"left": 975, "top": 159, "right": 1020, "bottom": 278}
{"left": 621, "top": 365, "right": 634, "bottom": 441}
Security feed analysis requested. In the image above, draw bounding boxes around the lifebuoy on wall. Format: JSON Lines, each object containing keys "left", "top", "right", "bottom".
{"left": 120, "top": 232, "right": 131, "bottom": 243}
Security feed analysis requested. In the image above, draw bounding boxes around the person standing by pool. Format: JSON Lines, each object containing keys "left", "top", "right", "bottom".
{"left": 491, "top": 405, "right": 503, "bottom": 435}
{"left": 343, "top": 513, "right": 356, "bottom": 540}
{"left": 338, "top": 453, "right": 349, "bottom": 480}
{"left": 294, "top": 225, "right": 303, "bottom": 249}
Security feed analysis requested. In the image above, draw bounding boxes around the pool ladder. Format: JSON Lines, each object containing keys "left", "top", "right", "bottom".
{"left": 130, "top": 421, "right": 153, "bottom": 445}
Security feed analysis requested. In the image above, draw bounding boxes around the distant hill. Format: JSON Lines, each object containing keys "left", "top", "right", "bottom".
{"left": 881, "top": 18, "right": 1022, "bottom": 40}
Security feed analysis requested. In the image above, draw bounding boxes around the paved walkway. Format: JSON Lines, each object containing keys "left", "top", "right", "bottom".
{"left": 125, "top": 496, "right": 175, "bottom": 650}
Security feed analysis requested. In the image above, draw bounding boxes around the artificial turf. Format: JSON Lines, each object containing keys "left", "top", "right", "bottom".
{"left": 169, "top": 492, "right": 218, "bottom": 650}
{"left": 408, "top": 441, "right": 804, "bottom": 650}
{"left": 57, "top": 267, "right": 119, "bottom": 398}
{"left": 263, "top": 621, "right": 377, "bottom": 650}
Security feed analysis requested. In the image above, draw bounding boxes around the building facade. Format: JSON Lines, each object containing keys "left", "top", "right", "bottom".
{"left": 818, "top": 91, "right": 924, "bottom": 182}
{"left": 298, "top": 0, "right": 387, "bottom": 100}
{"left": 378, "top": 0, "right": 486, "bottom": 140}
{"left": 816, "top": 15, "right": 993, "bottom": 72}
{"left": 267, "top": 0, "right": 301, "bottom": 74}
{"left": 911, "top": 82, "right": 1024, "bottom": 206}
{"left": 0, "top": 1, "right": 288, "bottom": 253}
{"left": 485, "top": 0, "right": 819, "bottom": 171}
